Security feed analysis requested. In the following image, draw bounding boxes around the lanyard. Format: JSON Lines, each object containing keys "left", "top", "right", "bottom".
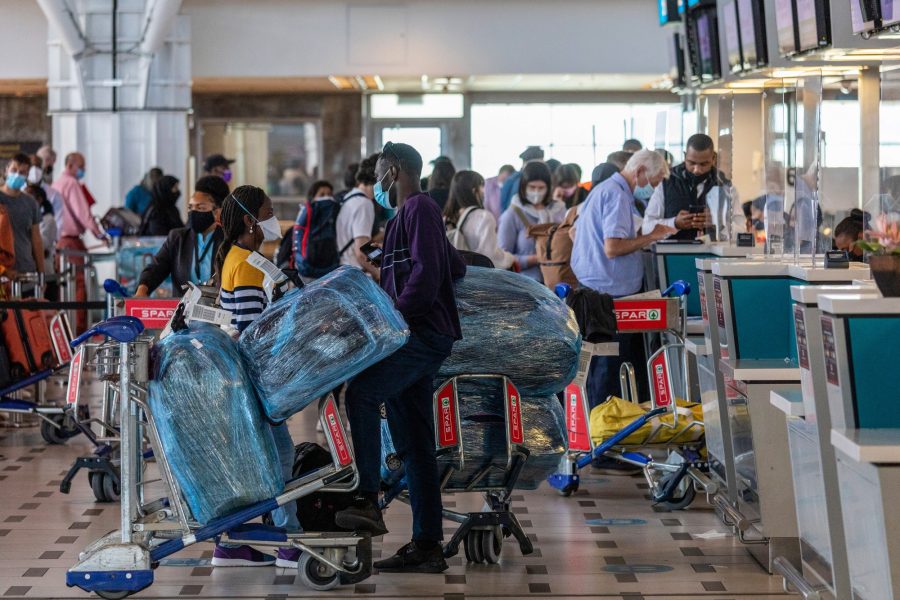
{"left": 194, "top": 233, "right": 214, "bottom": 280}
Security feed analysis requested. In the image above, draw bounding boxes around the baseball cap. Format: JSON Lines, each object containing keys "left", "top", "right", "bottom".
{"left": 203, "top": 153, "right": 234, "bottom": 172}
{"left": 519, "top": 146, "right": 544, "bottom": 161}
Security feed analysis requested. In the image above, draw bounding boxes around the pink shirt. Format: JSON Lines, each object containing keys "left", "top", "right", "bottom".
{"left": 52, "top": 172, "right": 102, "bottom": 239}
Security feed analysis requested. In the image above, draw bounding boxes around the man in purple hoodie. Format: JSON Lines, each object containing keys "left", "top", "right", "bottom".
{"left": 335, "top": 142, "right": 466, "bottom": 574}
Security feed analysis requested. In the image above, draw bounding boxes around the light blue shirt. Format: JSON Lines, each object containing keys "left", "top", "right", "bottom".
{"left": 571, "top": 173, "right": 643, "bottom": 297}
{"left": 192, "top": 232, "right": 215, "bottom": 285}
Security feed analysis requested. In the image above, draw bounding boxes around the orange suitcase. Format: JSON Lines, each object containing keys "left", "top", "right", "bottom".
{"left": 0, "top": 302, "right": 56, "bottom": 380}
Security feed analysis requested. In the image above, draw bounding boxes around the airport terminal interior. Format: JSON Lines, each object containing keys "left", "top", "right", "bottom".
{"left": 1, "top": 1, "right": 900, "bottom": 599}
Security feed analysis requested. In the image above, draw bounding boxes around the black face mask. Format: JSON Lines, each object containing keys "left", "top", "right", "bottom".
{"left": 187, "top": 210, "right": 215, "bottom": 234}
{"left": 684, "top": 169, "right": 711, "bottom": 187}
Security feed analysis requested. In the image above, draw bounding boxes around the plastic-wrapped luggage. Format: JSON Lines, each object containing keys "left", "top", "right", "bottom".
{"left": 239, "top": 266, "right": 410, "bottom": 422}
{"left": 149, "top": 323, "right": 282, "bottom": 524}
{"left": 381, "top": 380, "right": 567, "bottom": 490}
{"left": 589, "top": 396, "right": 704, "bottom": 446}
{"left": 117, "top": 237, "right": 173, "bottom": 297}
{"left": 439, "top": 267, "right": 581, "bottom": 395}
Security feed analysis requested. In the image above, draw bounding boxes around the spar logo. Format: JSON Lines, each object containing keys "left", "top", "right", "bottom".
{"left": 615, "top": 308, "right": 662, "bottom": 321}
{"left": 326, "top": 410, "right": 351, "bottom": 465}
{"left": 440, "top": 395, "right": 455, "bottom": 444}
{"left": 135, "top": 308, "right": 176, "bottom": 320}
{"left": 569, "top": 393, "right": 579, "bottom": 442}
{"left": 509, "top": 393, "right": 523, "bottom": 442}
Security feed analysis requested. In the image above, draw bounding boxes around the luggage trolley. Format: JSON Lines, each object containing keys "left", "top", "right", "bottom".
{"left": 381, "top": 374, "right": 534, "bottom": 565}
{"left": 66, "top": 316, "right": 372, "bottom": 597}
{"left": 0, "top": 273, "right": 78, "bottom": 443}
{"left": 59, "top": 280, "right": 180, "bottom": 502}
{"left": 548, "top": 281, "right": 717, "bottom": 510}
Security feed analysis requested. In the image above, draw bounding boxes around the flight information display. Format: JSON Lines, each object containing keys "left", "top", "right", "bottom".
{"left": 723, "top": 0, "right": 743, "bottom": 73}
{"left": 737, "top": 0, "right": 759, "bottom": 67}
{"left": 775, "top": 0, "right": 798, "bottom": 55}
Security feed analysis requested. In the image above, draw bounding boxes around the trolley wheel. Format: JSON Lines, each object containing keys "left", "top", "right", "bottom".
{"left": 95, "top": 590, "right": 131, "bottom": 600}
{"left": 558, "top": 481, "right": 579, "bottom": 497}
{"left": 465, "top": 531, "right": 485, "bottom": 564}
{"left": 91, "top": 471, "right": 108, "bottom": 502}
{"left": 40, "top": 413, "right": 79, "bottom": 444}
{"left": 658, "top": 480, "right": 697, "bottom": 511}
{"left": 102, "top": 472, "right": 120, "bottom": 503}
{"left": 481, "top": 527, "right": 502, "bottom": 564}
{"left": 297, "top": 553, "right": 339, "bottom": 592}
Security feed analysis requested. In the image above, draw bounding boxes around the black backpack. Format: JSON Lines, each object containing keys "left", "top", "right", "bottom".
{"left": 292, "top": 197, "right": 354, "bottom": 278}
{"left": 265, "top": 442, "right": 354, "bottom": 531}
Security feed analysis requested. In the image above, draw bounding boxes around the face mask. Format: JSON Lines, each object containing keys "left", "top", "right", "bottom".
{"left": 27, "top": 166, "right": 43, "bottom": 185}
{"left": 257, "top": 215, "right": 281, "bottom": 241}
{"left": 561, "top": 186, "right": 577, "bottom": 199}
{"left": 76, "top": 168, "right": 85, "bottom": 180}
{"left": 5, "top": 173, "right": 26, "bottom": 191}
{"left": 222, "top": 169, "right": 232, "bottom": 184}
{"left": 374, "top": 171, "right": 395, "bottom": 210}
{"left": 187, "top": 210, "right": 215, "bottom": 234}
{"left": 633, "top": 174, "right": 654, "bottom": 202}
{"left": 525, "top": 190, "right": 544, "bottom": 205}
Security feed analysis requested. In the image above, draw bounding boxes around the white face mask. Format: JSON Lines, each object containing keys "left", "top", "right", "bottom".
{"left": 27, "top": 166, "right": 43, "bottom": 185}
{"left": 525, "top": 190, "right": 544, "bottom": 205}
{"left": 257, "top": 215, "right": 282, "bottom": 242}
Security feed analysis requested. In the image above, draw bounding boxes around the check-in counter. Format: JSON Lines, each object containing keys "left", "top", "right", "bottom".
{"left": 709, "top": 260, "right": 867, "bottom": 573}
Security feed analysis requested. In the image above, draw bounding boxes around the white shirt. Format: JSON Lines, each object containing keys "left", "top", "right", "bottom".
{"left": 453, "top": 208, "right": 515, "bottom": 269}
{"left": 641, "top": 181, "right": 741, "bottom": 239}
{"left": 336, "top": 189, "right": 374, "bottom": 270}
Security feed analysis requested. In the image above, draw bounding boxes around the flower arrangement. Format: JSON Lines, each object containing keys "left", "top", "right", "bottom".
{"left": 855, "top": 214, "right": 900, "bottom": 255}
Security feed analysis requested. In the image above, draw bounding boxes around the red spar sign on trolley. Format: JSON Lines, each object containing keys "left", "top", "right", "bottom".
{"left": 613, "top": 299, "right": 668, "bottom": 332}
{"left": 50, "top": 317, "right": 72, "bottom": 364}
{"left": 650, "top": 352, "right": 672, "bottom": 407}
{"left": 66, "top": 349, "right": 83, "bottom": 406}
{"left": 123, "top": 299, "right": 180, "bottom": 329}
{"left": 323, "top": 398, "right": 352, "bottom": 467}
{"left": 505, "top": 380, "right": 525, "bottom": 445}
{"left": 565, "top": 384, "right": 592, "bottom": 452}
{"left": 436, "top": 380, "right": 459, "bottom": 448}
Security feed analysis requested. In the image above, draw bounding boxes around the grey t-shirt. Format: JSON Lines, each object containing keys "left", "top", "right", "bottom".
{"left": 0, "top": 190, "right": 41, "bottom": 273}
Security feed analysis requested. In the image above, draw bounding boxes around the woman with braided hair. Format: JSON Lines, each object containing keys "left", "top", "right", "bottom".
{"left": 211, "top": 185, "right": 302, "bottom": 569}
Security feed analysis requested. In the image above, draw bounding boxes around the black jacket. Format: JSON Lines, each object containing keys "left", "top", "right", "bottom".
{"left": 138, "top": 227, "right": 224, "bottom": 295}
{"left": 661, "top": 164, "right": 731, "bottom": 241}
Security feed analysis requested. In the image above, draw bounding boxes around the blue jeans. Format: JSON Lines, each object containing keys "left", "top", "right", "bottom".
{"left": 346, "top": 328, "right": 454, "bottom": 542}
{"left": 270, "top": 422, "right": 300, "bottom": 533}
{"left": 586, "top": 332, "right": 646, "bottom": 410}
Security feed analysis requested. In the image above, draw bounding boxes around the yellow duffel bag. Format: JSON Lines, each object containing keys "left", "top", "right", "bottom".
{"left": 589, "top": 396, "right": 704, "bottom": 447}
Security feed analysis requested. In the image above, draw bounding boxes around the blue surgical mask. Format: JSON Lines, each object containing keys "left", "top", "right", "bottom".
{"left": 76, "top": 168, "right": 85, "bottom": 180}
{"left": 374, "top": 171, "right": 395, "bottom": 210}
{"left": 633, "top": 174, "right": 654, "bottom": 201}
{"left": 5, "top": 173, "right": 26, "bottom": 191}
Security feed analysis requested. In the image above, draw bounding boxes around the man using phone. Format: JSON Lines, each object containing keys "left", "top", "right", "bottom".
{"left": 641, "top": 134, "right": 736, "bottom": 241}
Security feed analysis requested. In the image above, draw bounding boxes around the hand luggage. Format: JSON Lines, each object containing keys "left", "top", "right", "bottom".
{"left": 0, "top": 301, "right": 56, "bottom": 380}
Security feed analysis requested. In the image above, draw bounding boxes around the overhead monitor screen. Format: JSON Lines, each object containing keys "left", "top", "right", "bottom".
{"left": 883, "top": 0, "right": 900, "bottom": 25}
{"left": 659, "top": 0, "right": 681, "bottom": 25}
{"left": 737, "top": 0, "right": 759, "bottom": 67}
{"left": 850, "top": 0, "right": 872, "bottom": 32}
{"left": 775, "top": 0, "right": 797, "bottom": 55}
{"left": 696, "top": 10, "right": 721, "bottom": 81}
{"left": 723, "top": 0, "right": 743, "bottom": 73}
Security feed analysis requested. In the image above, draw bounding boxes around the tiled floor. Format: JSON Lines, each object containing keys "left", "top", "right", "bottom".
{"left": 0, "top": 377, "right": 792, "bottom": 599}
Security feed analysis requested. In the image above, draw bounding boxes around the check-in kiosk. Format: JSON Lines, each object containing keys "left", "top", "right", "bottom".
{"left": 709, "top": 260, "right": 867, "bottom": 572}
{"left": 769, "top": 281, "right": 873, "bottom": 600}
{"left": 819, "top": 294, "right": 900, "bottom": 600}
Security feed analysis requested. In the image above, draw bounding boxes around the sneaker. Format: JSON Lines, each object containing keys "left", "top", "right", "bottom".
{"left": 590, "top": 456, "right": 643, "bottom": 476}
{"left": 374, "top": 541, "right": 448, "bottom": 574}
{"left": 211, "top": 544, "right": 275, "bottom": 567}
{"left": 275, "top": 547, "right": 301, "bottom": 569}
{"left": 334, "top": 497, "right": 388, "bottom": 536}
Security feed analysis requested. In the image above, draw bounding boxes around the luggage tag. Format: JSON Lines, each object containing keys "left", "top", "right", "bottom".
{"left": 245, "top": 251, "right": 290, "bottom": 303}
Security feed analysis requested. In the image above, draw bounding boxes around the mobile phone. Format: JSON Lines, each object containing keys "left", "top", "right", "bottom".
{"left": 688, "top": 204, "right": 707, "bottom": 215}
{"left": 360, "top": 241, "right": 383, "bottom": 266}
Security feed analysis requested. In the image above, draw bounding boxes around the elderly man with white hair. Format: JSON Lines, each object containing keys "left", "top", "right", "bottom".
{"left": 571, "top": 150, "right": 675, "bottom": 448}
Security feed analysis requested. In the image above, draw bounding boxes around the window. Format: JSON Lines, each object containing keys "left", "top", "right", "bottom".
{"left": 470, "top": 102, "right": 682, "bottom": 181}
{"left": 370, "top": 94, "right": 464, "bottom": 119}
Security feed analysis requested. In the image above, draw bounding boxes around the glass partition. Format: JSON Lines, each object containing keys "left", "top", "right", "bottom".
{"left": 871, "top": 69, "right": 900, "bottom": 257}
{"left": 763, "top": 82, "right": 791, "bottom": 258}
{"left": 791, "top": 74, "right": 824, "bottom": 263}
{"left": 714, "top": 92, "right": 740, "bottom": 244}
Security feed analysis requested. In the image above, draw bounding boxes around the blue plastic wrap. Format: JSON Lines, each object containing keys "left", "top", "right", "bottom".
{"left": 239, "top": 266, "right": 410, "bottom": 422}
{"left": 117, "top": 237, "right": 173, "bottom": 297}
{"left": 440, "top": 267, "right": 581, "bottom": 395}
{"left": 381, "top": 380, "right": 567, "bottom": 490}
{"left": 149, "top": 323, "right": 282, "bottom": 524}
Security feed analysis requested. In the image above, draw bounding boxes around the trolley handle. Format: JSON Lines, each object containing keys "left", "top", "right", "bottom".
{"left": 662, "top": 280, "right": 691, "bottom": 299}
{"left": 70, "top": 316, "right": 145, "bottom": 348}
{"left": 103, "top": 278, "right": 131, "bottom": 298}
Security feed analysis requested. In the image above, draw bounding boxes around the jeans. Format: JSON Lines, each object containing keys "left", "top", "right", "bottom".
{"left": 270, "top": 422, "right": 300, "bottom": 533}
{"left": 346, "top": 328, "right": 454, "bottom": 542}
{"left": 586, "top": 332, "right": 646, "bottom": 410}
{"left": 219, "top": 422, "right": 298, "bottom": 549}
